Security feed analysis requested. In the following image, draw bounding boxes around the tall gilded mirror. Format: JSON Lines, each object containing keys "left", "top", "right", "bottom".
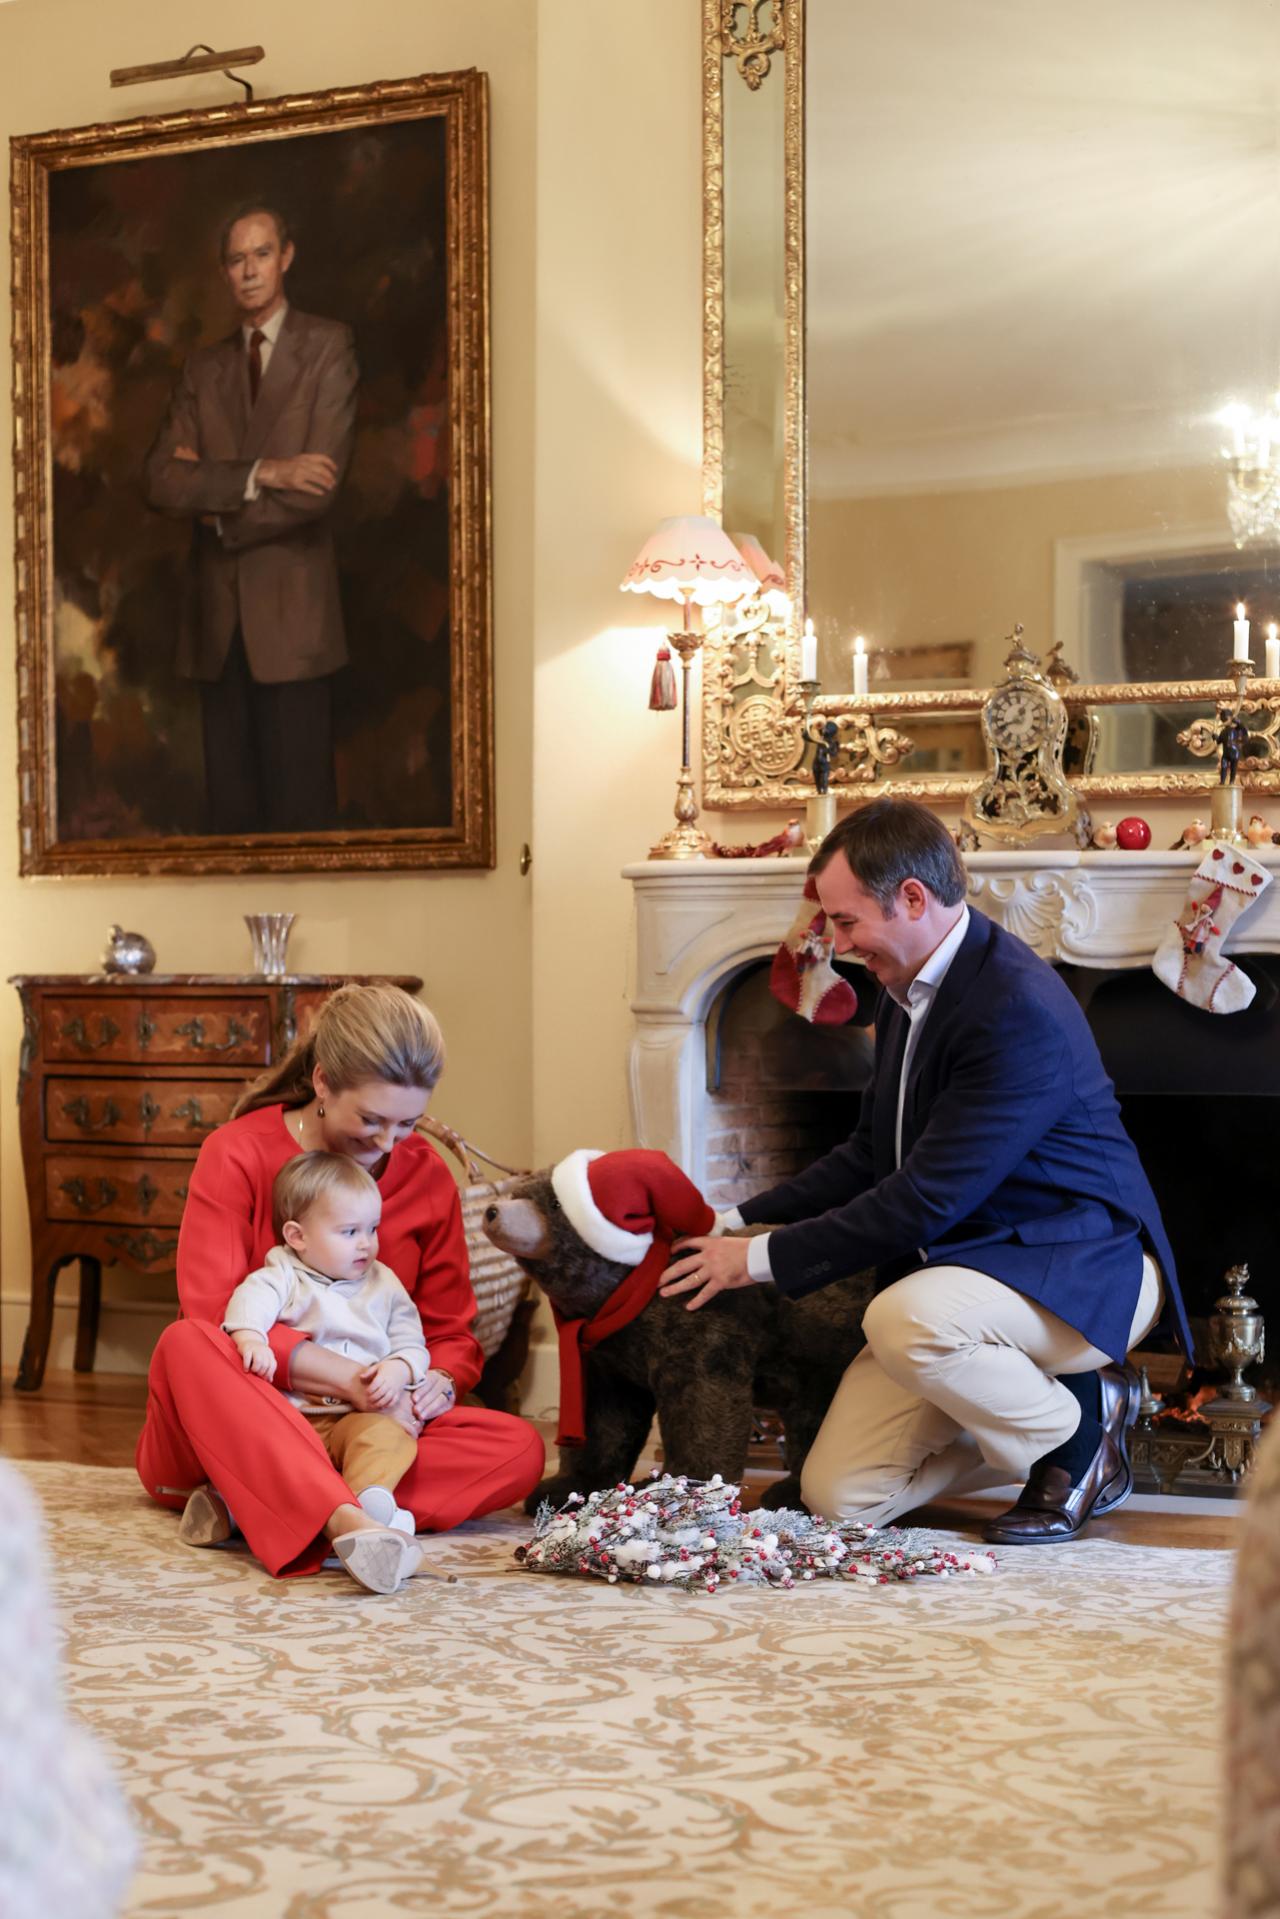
{"left": 703, "top": 0, "right": 1280, "bottom": 806}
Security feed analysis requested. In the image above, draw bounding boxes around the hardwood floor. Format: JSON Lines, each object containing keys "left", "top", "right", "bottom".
{"left": 1, "top": 1368, "right": 149, "bottom": 1469}
{"left": 0, "top": 1367, "right": 1241, "bottom": 1551}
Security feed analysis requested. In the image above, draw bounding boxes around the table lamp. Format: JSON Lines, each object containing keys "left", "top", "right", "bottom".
{"left": 620, "top": 514, "right": 753, "bottom": 858}
{"left": 729, "top": 532, "right": 790, "bottom": 620}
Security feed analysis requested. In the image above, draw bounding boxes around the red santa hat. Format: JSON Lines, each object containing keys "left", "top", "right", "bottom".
{"left": 548, "top": 1148, "right": 716, "bottom": 1449}
{"left": 550, "top": 1148, "right": 715, "bottom": 1269}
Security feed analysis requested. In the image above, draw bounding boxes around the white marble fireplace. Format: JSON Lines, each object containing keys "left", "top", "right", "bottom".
{"left": 624, "top": 849, "right": 1280, "bottom": 1186}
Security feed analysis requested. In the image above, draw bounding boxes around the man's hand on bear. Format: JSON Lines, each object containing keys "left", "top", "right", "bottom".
{"left": 660, "top": 1236, "right": 754, "bottom": 1311}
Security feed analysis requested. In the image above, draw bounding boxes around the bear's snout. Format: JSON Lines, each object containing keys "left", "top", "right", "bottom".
{"left": 481, "top": 1194, "right": 554, "bottom": 1261}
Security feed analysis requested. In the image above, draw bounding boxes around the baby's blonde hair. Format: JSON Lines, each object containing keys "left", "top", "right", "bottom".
{"left": 272, "top": 1151, "right": 380, "bottom": 1237}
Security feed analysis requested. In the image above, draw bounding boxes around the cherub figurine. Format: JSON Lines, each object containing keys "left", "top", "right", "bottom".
{"left": 1217, "top": 707, "right": 1251, "bottom": 785}
{"left": 811, "top": 719, "right": 841, "bottom": 796}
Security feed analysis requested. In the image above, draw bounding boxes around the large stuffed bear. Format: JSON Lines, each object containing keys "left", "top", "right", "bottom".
{"left": 481, "top": 1147, "right": 869, "bottom": 1514}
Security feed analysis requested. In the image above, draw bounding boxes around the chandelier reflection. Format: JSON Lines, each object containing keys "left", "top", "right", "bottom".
{"left": 1219, "top": 400, "right": 1280, "bottom": 545}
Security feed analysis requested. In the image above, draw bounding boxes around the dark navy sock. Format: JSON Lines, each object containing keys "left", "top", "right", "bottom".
{"left": 1033, "top": 1372, "right": 1104, "bottom": 1482}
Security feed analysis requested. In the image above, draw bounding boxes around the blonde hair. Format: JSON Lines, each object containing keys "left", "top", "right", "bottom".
{"left": 234, "top": 981, "right": 445, "bottom": 1118}
{"left": 273, "top": 1151, "right": 380, "bottom": 1236}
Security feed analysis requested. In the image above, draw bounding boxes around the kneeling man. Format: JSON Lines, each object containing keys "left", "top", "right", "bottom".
{"left": 662, "top": 799, "right": 1190, "bottom": 1545}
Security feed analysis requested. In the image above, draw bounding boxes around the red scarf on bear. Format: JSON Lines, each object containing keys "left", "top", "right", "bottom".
{"left": 551, "top": 1220, "right": 710, "bottom": 1449}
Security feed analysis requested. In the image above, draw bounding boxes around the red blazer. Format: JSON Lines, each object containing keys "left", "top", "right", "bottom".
{"left": 175, "top": 1104, "right": 483, "bottom": 1392}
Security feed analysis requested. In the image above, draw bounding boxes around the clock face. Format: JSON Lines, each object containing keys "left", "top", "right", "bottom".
{"left": 988, "top": 685, "right": 1050, "bottom": 751}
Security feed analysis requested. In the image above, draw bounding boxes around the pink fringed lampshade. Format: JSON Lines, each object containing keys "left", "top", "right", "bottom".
{"left": 729, "top": 531, "right": 789, "bottom": 617}
{"left": 619, "top": 515, "right": 753, "bottom": 608}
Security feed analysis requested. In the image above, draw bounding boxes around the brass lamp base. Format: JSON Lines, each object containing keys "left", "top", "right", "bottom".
{"left": 649, "top": 821, "right": 714, "bottom": 860}
{"left": 647, "top": 635, "right": 714, "bottom": 859}
{"left": 805, "top": 790, "right": 837, "bottom": 855}
{"left": 1209, "top": 781, "right": 1249, "bottom": 847}
{"left": 650, "top": 766, "right": 712, "bottom": 859}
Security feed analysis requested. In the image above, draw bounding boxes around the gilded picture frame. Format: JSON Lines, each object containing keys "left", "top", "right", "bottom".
{"left": 12, "top": 69, "right": 493, "bottom": 875}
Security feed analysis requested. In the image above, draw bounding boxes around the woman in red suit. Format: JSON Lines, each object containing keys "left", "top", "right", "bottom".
{"left": 136, "top": 982, "right": 544, "bottom": 1588}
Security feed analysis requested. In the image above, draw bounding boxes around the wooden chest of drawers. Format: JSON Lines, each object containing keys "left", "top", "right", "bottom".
{"left": 9, "top": 973, "right": 421, "bottom": 1390}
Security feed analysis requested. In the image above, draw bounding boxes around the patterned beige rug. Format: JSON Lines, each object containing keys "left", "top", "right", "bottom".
{"left": 22, "top": 1461, "right": 1231, "bottom": 1919}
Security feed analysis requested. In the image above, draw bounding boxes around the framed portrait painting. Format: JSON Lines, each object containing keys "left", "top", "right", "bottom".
{"left": 11, "top": 69, "right": 493, "bottom": 874}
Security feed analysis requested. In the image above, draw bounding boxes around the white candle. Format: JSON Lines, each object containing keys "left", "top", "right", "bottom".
{"left": 800, "top": 617, "right": 818, "bottom": 682}
{"left": 852, "top": 633, "right": 869, "bottom": 697}
{"left": 1234, "top": 602, "right": 1252, "bottom": 662}
{"left": 1267, "top": 624, "right": 1279, "bottom": 680}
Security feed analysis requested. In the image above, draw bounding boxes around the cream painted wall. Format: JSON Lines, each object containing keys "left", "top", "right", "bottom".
{"left": 529, "top": 2, "right": 703, "bottom": 1168}
{"left": 0, "top": 0, "right": 541, "bottom": 1370}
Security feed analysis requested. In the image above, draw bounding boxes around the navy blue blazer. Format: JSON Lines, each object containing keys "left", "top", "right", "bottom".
{"left": 738, "top": 909, "right": 1191, "bottom": 1365}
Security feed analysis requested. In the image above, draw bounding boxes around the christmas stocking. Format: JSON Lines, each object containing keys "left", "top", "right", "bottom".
{"left": 1152, "top": 844, "right": 1272, "bottom": 1013}
{"left": 770, "top": 877, "right": 858, "bottom": 1024}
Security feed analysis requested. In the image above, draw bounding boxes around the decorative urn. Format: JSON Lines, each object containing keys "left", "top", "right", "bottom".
{"left": 1206, "top": 1263, "right": 1266, "bottom": 1402}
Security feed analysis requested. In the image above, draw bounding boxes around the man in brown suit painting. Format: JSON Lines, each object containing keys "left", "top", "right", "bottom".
{"left": 145, "top": 203, "right": 358, "bottom": 835}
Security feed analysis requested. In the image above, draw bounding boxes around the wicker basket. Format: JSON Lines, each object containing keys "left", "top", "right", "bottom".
{"left": 419, "top": 1117, "right": 532, "bottom": 1360}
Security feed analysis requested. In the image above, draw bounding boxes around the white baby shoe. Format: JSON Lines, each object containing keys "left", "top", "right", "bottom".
{"left": 358, "top": 1486, "right": 416, "bottom": 1535}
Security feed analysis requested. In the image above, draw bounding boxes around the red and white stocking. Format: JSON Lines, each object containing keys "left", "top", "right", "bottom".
{"left": 770, "top": 878, "right": 858, "bottom": 1025}
{"left": 1152, "top": 844, "right": 1272, "bottom": 1013}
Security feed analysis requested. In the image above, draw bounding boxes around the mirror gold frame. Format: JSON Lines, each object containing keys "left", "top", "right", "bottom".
{"left": 700, "top": 0, "right": 1280, "bottom": 810}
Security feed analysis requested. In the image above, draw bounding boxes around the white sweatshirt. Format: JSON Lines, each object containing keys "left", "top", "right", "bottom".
{"left": 223, "top": 1244, "right": 431, "bottom": 1416}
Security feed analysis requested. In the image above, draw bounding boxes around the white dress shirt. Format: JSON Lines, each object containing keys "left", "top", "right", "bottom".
{"left": 241, "top": 303, "right": 289, "bottom": 502}
{"left": 721, "top": 907, "right": 971, "bottom": 1282}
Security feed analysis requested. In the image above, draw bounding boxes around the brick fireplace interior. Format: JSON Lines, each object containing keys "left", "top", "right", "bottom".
{"left": 705, "top": 954, "right": 1278, "bottom": 1398}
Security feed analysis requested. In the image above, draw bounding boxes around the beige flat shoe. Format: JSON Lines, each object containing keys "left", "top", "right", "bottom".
{"left": 331, "top": 1527, "right": 424, "bottom": 1594}
{"left": 178, "top": 1485, "right": 234, "bottom": 1547}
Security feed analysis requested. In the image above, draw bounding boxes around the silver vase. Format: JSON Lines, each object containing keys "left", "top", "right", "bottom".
{"left": 244, "top": 913, "right": 296, "bottom": 978}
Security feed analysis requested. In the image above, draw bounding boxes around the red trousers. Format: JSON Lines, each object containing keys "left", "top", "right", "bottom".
{"left": 136, "top": 1319, "right": 545, "bottom": 1577}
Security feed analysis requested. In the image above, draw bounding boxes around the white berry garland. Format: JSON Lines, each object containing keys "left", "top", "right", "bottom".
{"left": 516, "top": 1473, "right": 997, "bottom": 1593}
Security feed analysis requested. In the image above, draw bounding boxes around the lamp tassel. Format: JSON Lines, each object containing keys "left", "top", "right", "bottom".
{"left": 648, "top": 643, "right": 678, "bottom": 711}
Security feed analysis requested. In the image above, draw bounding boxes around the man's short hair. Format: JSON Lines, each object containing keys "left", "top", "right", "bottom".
{"left": 273, "top": 1150, "right": 378, "bottom": 1236}
{"left": 219, "top": 200, "right": 293, "bottom": 262}
{"left": 810, "top": 798, "right": 967, "bottom": 914}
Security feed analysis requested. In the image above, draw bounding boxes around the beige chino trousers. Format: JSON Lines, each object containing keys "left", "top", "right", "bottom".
{"left": 800, "top": 1255, "right": 1163, "bottom": 1526}
{"left": 307, "top": 1411, "right": 419, "bottom": 1502}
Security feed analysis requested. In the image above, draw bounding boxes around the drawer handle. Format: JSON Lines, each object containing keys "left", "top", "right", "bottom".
{"left": 172, "top": 1096, "right": 215, "bottom": 1131}
{"left": 59, "top": 1176, "right": 118, "bottom": 1215}
{"left": 60, "top": 1015, "right": 121, "bottom": 1053}
{"left": 174, "top": 1016, "right": 250, "bottom": 1054}
{"left": 140, "top": 1093, "right": 161, "bottom": 1136}
{"left": 137, "top": 1174, "right": 159, "bottom": 1216}
{"left": 174, "top": 1181, "right": 190, "bottom": 1203}
{"left": 63, "top": 1096, "right": 122, "bottom": 1133}
{"left": 106, "top": 1229, "right": 178, "bottom": 1267}
{"left": 137, "top": 1009, "right": 157, "bottom": 1050}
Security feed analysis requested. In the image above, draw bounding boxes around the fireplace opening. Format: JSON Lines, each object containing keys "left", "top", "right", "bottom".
{"left": 1059, "top": 957, "right": 1279, "bottom": 1397}
{"left": 703, "top": 960, "right": 871, "bottom": 1212}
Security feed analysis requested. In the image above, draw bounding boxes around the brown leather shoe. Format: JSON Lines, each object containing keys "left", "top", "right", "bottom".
{"left": 981, "top": 1364, "right": 1141, "bottom": 1546}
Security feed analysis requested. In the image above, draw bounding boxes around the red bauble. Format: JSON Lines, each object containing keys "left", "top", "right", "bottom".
{"left": 1115, "top": 815, "right": 1152, "bottom": 849}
